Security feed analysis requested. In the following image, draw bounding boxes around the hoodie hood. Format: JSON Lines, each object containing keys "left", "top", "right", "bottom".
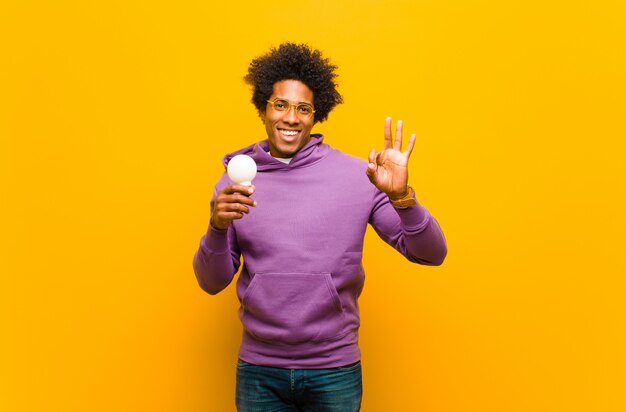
{"left": 222, "top": 134, "right": 330, "bottom": 172}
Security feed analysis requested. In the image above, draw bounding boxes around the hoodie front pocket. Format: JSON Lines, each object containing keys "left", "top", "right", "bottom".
{"left": 241, "top": 272, "right": 348, "bottom": 345}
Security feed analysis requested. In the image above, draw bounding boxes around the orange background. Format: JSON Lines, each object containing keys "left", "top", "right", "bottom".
{"left": 1, "top": 1, "right": 625, "bottom": 411}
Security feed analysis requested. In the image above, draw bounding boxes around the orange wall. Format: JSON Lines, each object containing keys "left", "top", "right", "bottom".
{"left": 2, "top": 1, "right": 625, "bottom": 411}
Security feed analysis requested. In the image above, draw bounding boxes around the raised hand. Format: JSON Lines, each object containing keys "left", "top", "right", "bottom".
{"left": 365, "top": 117, "right": 416, "bottom": 200}
{"left": 211, "top": 184, "right": 257, "bottom": 230}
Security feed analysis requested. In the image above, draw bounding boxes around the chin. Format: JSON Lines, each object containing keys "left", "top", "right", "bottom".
{"left": 270, "top": 142, "right": 296, "bottom": 157}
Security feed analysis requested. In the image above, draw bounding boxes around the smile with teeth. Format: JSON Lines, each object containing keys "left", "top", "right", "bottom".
{"left": 279, "top": 129, "right": 300, "bottom": 137}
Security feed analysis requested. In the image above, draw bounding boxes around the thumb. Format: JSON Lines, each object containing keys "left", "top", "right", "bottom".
{"left": 365, "top": 162, "right": 378, "bottom": 184}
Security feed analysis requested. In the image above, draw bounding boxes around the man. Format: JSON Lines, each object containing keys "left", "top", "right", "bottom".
{"left": 193, "top": 43, "right": 447, "bottom": 412}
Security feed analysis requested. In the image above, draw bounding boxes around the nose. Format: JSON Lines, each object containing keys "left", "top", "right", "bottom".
{"left": 281, "top": 105, "right": 300, "bottom": 124}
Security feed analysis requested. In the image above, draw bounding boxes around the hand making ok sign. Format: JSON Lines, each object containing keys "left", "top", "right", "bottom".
{"left": 365, "top": 117, "right": 416, "bottom": 200}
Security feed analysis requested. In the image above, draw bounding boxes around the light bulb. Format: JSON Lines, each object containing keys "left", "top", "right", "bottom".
{"left": 227, "top": 154, "right": 257, "bottom": 186}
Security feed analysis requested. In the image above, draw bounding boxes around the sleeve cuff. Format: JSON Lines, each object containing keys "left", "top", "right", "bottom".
{"left": 394, "top": 202, "right": 431, "bottom": 233}
{"left": 201, "top": 224, "right": 230, "bottom": 253}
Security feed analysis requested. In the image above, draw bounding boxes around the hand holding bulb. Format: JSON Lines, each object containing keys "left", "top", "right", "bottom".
{"left": 211, "top": 155, "right": 258, "bottom": 230}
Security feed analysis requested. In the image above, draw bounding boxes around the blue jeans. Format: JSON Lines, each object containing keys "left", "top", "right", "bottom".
{"left": 235, "top": 359, "right": 362, "bottom": 412}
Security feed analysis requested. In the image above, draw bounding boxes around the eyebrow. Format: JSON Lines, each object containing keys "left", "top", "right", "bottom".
{"left": 275, "top": 98, "right": 313, "bottom": 105}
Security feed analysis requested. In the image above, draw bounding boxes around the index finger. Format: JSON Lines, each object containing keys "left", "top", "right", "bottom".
{"left": 222, "top": 184, "right": 256, "bottom": 195}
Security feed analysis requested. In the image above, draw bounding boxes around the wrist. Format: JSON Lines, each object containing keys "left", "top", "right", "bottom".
{"left": 210, "top": 218, "right": 228, "bottom": 231}
{"left": 388, "top": 187, "right": 411, "bottom": 202}
{"left": 389, "top": 185, "right": 417, "bottom": 207}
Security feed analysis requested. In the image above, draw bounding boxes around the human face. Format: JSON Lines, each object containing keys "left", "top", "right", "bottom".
{"left": 263, "top": 80, "right": 315, "bottom": 158}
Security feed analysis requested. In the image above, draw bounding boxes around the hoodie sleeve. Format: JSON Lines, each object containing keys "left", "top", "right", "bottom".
{"left": 192, "top": 186, "right": 242, "bottom": 295}
{"left": 368, "top": 188, "right": 447, "bottom": 266}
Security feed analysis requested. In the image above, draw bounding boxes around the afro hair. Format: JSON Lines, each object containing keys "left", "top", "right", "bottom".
{"left": 244, "top": 43, "right": 343, "bottom": 123}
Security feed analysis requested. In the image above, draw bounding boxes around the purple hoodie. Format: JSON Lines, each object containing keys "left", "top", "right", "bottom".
{"left": 193, "top": 134, "right": 447, "bottom": 368}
